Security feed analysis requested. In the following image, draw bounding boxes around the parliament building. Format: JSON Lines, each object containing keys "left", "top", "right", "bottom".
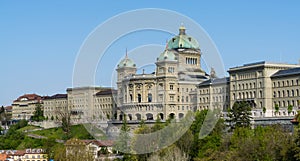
{"left": 11, "top": 26, "right": 300, "bottom": 131}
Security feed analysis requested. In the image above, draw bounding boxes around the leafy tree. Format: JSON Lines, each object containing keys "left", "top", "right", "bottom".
{"left": 262, "top": 107, "right": 266, "bottom": 113}
{"left": 288, "top": 104, "right": 293, "bottom": 115}
{"left": 0, "top": 106, "right": 8, "bottom": 126}
{"left": 227, "top": 101, "right": 252, "bottom": 130}
{"left": 32, "top": 103, "right": 45, "bottom": 122}
{"left": 149, "top": 145, "right": 189, "bottom": 161}
{"left": 275, "top": 103, "right": 279, "bottom": 115}
{"left": 61, "top": 113, "right": 71, "bottom": 139}
{"left": 225, "top": 125, "right": 295, "bottom": 161}
{"left": 0, "top": 106, "right": 4, "bottom": 114}
{"left": 0, "top": 126, "right": 3, "bottom": 135}
{"left": 114, "top": 114, "right": 130, "bottom": 154}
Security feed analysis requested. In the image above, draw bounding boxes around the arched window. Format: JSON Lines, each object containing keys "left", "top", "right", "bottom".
{"left": 259, "top": 91, "right": 262, "bottom": 98}
{"left": 136, "top": 113, "right": 141, "bottom": 120}
{"left": 148, "top": 93, "right": 152, "bottom": 102}
{"left": 138, "top": 94, "right": 142, "bottom": 103}
{"left": 130, "top": 94, "right": 133, "bottom": 102}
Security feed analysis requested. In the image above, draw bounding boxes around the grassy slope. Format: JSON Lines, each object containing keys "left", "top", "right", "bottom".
{"left": 30, "top": 124, "right": 106, "bottom": 140}
{"left": 17, "top": 125, "right": 41, "bottom": 132}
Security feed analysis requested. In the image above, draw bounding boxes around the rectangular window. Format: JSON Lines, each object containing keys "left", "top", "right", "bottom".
{"left": 168, "top": 67, "right": 175, "bottom": 73}
{"left": 170, "top": 95, "right": 174, "bottom": 101}
{"left": 170, "top": 85, "right": 174, "bottom": 90}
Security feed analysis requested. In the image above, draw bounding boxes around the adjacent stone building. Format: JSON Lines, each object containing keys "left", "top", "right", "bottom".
{"left": 228, "top": 61, "right": 300, "bottom": 117}
{"left": 271, "top": 67, "right": 300, "bottom": 116}
{"left": 196, "top": 77, "right": 230, "bottom": 111}
{"left": 11, "top": 94, "right": 43, "bottom": 120}
{"left": 43, "top": 94, "right": 68, "bottom": 121}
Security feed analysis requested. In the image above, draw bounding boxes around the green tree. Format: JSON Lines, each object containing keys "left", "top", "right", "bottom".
{"left": 61, "top": 113, "right": 71, "bottom": 139}
{"left": 275, "top": 103, "right": 279, "bottom": 115}
{"left": 114, "top": 114, "right": 130, "bottom": 154}
{"left": 288, "top": 104, "right": 293, "bottom": 115}
{"left": 32, "top": 103, "right": 45, "bottom": 122}
{"left": 0, "top": 106, "right": 4, "bottom": 114}
{"left": 0, "top": 126, "right": 3, "bottom": 135}
{"left": 227, "top": 101, "right": 252, "bottom": 130}
{"left": 0, "top": 106, "right": 7, "bottom": 126}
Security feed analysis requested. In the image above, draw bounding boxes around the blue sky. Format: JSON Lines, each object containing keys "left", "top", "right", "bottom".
{"left": 1, "top": 1, "right": 300, "bottom": 105}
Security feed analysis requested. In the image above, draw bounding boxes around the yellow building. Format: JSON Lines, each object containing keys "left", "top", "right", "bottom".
{"left": 116, "top": 26, "right": 208, "bottom": 121}
{"left": 12, "top": 94, "right": 43, "bottom": 120}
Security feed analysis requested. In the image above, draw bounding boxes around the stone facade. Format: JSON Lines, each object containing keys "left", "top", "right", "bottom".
{"left": 115, "top": 26, "right": 208, "bottom": 121}
{"left": 94, "top": 89, "right": 117, "bottom": 121}
{"left": 11, "top": 94, "right": 42, "bottom": 120}
{"left": 43, "top": 94, "right": 68, "bottom": 121}
{"left": 66, "top": 87, "right": 115, "bottom": 124}
{"left": 228, "top": 61, "right": 300, "bottom": 117}
{"left": 196, "top": 77, "right": 230, "bottom": 111}
{"left": 271, "top": 67, "right": 300, "bottom": 116}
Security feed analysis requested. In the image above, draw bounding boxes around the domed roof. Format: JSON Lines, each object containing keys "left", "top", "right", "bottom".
{"left": 117, "top": 54, "right": 136, "bottom": 68}
{"left": 157, "top": 49, "right": 177, "bottom": 62}
{"left": 167, "top": 25, "right": 200, "bottom": 50}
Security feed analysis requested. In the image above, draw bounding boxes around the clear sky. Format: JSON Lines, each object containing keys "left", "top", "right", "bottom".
{"left": 1, "top": 1, "right": 300, "bottom": 106}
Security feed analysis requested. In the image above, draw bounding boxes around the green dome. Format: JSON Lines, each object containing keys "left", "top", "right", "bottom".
{"left": 167, "top": 26, "right": 200, "bottom": 50}
{"left": 117, "top": 56, "right": 136, "bottom": 68}
{"left": 157, "top": 49, "right": 177, "bottom": 62}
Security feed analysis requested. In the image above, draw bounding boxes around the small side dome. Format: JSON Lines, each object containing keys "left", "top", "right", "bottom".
{"left": 157, "top": 49, "right": 177, "bottom": 62}
{"left": 167, "top": 25, "right": 200, "bottom": 50}
{"left": 117, "top": 56, "right": 136, "bottom": 68}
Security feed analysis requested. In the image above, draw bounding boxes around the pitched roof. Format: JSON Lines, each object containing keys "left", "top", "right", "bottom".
{"left": 271, "top": 67, "right": 300, "bottom": 78}
{"left": 43, "top": 94, "right": 67, "bottom": 100}
{"left": 95, "top": 89, "right": 117, "bottom": 96}
{"left": 197, "top": 77, "right": 229, "bottom": 87}
{"left": 14, "top": 94, "right": 42, "bottom": 102}
{"left": 5, "top": 106, "right": 12, "bottom": 111}
{"left": 0, "top": 150, "right": 26, "bottom": 156}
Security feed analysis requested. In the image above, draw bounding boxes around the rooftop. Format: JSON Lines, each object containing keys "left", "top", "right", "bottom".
{"left": 271, "top": 67, "right": 300, "bottom": 78}
{"left": 95, "top": 89, "right": 117, "bottom": 96}
{"left": 229, "top": 61, "right": 300, "bottom": 72}
{"left": 197, "top": 77, "right": 229, "bottom": 87}
{"left": 43, "top": 94, "right": 67, "bottom": 100}
{"left": 14, "top": 94, "right": 42, "bottom": 102}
